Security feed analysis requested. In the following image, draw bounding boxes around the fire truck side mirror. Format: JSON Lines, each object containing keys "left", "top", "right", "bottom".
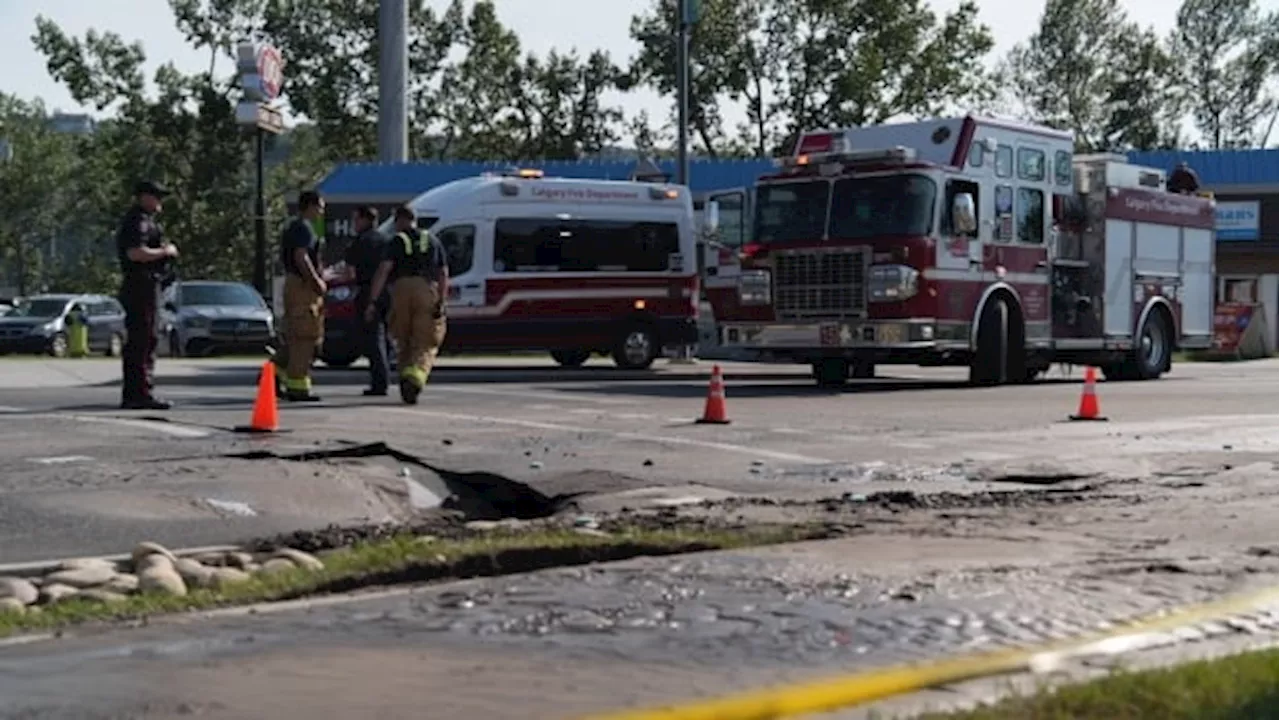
{"left": 705, "top": 200, "right": 721, "bottom": 233}
{"left": 951, "top": 193, "right": 977, "bottom": 235}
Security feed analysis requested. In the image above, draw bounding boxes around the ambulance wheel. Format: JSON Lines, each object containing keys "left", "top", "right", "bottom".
{"left": 48, "top": 333, "right": 68, "bottom": 358}
{"left": 613, "top": 326, "right": 659, "bottom": 370}
{"left": 107, "top": 333, "right": 124, "bottom": 358}
{"left": 551, "top": 349, "right": 591, "bottom": 367}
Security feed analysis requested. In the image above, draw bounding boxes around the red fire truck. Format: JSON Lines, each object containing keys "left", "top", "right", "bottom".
{"left": 705, "top": 115, "right": 1217, "bottom": 386}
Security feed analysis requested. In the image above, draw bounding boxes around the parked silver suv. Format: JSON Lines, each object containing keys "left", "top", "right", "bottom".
{"left": 161, "top": 281, "right": 274, "bottom": 357}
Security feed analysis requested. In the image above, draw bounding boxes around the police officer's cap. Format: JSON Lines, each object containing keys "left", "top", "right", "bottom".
{"left": 134, "top": 180, "right": 171, "bottom": 198}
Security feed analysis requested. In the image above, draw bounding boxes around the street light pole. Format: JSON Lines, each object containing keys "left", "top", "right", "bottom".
{"left": 675, "top": 0, "right": 691, "bottom": 187}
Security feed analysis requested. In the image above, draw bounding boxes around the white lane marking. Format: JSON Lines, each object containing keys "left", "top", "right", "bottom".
{"left": 382, "top": 407, "right": 831, "bottom": 464}
{"left": 54, "top": 415, "right": 210, "bottom": 438}
{"left": 29, "top": 455, "right": 94, "bottom": 465}
{"left": 203, "top": 499, "right": 257, "bottom": 517}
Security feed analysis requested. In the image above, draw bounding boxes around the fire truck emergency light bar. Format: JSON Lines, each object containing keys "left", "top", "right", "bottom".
{"left": 775, "top": 146, "right": 918, "bottom": 169}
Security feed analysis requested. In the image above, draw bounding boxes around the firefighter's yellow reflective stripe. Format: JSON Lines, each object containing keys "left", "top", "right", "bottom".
{"left": 401, "top": 365, "right": 428, "bottom": 387}
{"left": 574, "top": 586, "right": 1278, "bottom": 720}
{"left": 284, "top": 376, "right": 311, "bottom": 391}
{"left": 397, "top": 231, "right": 431, "bottom": 255}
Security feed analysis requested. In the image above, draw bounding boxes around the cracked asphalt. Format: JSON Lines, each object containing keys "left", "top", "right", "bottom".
{"left": 0, "top": 356, "right": 1275, "bottom": 718}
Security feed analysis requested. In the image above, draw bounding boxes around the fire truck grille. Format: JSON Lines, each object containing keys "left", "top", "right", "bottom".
{"left": 773, "top": 247, "right": 868, "bottom": 318}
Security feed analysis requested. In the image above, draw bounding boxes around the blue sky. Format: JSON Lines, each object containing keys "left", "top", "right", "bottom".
{"left": 1, "top": 0, "right": 1276, "bottom": 143}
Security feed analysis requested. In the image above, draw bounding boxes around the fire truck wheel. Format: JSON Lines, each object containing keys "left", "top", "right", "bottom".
{"left": 812, "top": 359, "right": 849, "bottom": 387}
{"left": 1125, "top": 310, "right": 1173, "bottom": 380}
{"left": 849, "top": 361, "right": 875, "bottom": 379}
{"left": 550, "top": 349, "right": 591, "bottom": 368}
{"left": 969, "top": 295, "right": 1025, "bottom": 386}
{"left": 613, "top": 326, "right": 659, "bottom": 370}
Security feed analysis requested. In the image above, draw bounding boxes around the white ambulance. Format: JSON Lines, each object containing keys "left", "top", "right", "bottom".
{"left": 375, "top": 169, "right": 704, "bottom": 369}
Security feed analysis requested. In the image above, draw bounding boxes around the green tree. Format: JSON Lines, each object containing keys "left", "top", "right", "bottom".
{"left": 1173, "top": 0, "right": 1279, "bottom": 148}
{"left": 509, "top": 49, "right": 626, "bottom": 159}
{"left": 629, "top": 0, "right": 995, "bottom": 157}
{"left": 1101, "top": 26, "right": 1184, "bottom": 150}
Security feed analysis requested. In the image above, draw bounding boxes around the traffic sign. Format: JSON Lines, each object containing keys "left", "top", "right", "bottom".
{"left": 257, "top": 45, "right": 284, "bottom": 101}
{"left": 236, "top": 42, "right": 285, "bottom": 103}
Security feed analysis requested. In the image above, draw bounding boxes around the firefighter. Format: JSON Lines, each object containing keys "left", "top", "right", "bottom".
{"left": 116, "top": 180, "right": 179, "bottom": 410}
{"left": 278, "top": 190, "right": 328, "bottom": 402}
{"left": 365, "top": 205, "right": 449, "bottom": 405}
{"left": 1168, "top": 161, "right": 1201, "bottom": 195}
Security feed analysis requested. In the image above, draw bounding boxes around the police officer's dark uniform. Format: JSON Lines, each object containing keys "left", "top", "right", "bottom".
{"left": 1168, "top": 162, "right": 1201, "bottom": 195}
{"left": 367, "top": 206, "right": 448, "bottom": 405}
{"left": 116, "top": 180, "right": 176, "bottom": 410}
{"left": 344, "top": 219, "right": 392, "bottom": 396}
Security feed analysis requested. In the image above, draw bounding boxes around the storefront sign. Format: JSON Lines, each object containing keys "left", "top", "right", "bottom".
{"left": 1212, "top": 302, "right": 1256, "bottom": 352}
{"left": 1215, "top": 200, "right": 1260, "bottom": 241}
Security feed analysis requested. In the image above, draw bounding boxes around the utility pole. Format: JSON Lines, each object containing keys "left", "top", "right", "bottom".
{"left": 236, "top": 42, "right": 285, "bottom": 300}
{"left": 378, "top": 0, "right": 409, "bottom": 163}
{"left": 675, "top": 0, "right": 694, "bottom": 187}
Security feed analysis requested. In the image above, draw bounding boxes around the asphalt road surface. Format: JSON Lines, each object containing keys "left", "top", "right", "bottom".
{"left": 0, "top": 355, "right": 1276, "bottom": 718}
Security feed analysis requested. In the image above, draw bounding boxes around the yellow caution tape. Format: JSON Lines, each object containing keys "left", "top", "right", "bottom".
{"left": 574, "top": 586, "right": 1278, "bottom": 720}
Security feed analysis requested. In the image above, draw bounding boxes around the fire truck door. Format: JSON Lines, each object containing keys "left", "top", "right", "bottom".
{"left": 937, "top": 179, "right": 984, "bottom": 274}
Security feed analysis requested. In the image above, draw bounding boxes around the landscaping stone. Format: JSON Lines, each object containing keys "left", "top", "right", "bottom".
{"left": 0, "top": 597, "right": 26, "bottom": 615}
{"left": 103, "top": 574, "right": 139, "bottom": 594}
{"left": 273, "top": 548, "right": 324, "bottom": 572}
{"left": 57, "top": 558, "right": 118, "bottom": 573}
{"left": 259, "top": 558, "right": 296, "bottom": 575}
{"left": 138, "top": 567, "right": 187, "bottom": 597}
{"left": 135, "top": 554, "right": 174, "bottom": 574}
{"left": 174, "top": 558, "right": 214, "bottom": 586}
{"left": 78, "top": 589, "right": 128, "bottom": 604}
{"left": 210, "top": 568, "right": 252, "bottom": 589}
{"left": 44, "top": 566, "right": 117, "bottom": 589}
{"left": 131, "top": 542, "right": 178, "bottom": 566}
{"left": 38, "top": 584, "right": 78, "bottom": 604}
{"left": 0, "top": 577, "right": 39, "bottom": 606}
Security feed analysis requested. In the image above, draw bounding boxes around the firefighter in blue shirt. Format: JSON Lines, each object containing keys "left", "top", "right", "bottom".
{"left": 277, "top": 190, "right": 328, "bottom": 402}
{"left": 366, "top": 205, "right": 449, "bottom": 405}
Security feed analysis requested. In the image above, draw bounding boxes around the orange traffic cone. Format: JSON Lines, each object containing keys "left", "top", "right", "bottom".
{"left": 1069, "top": 366, "right": 1108, "bottom": 422}
{"left": 696, "top": 364, "right": 731, "bottom": 424}
{"left": 236, "top": 360, "right": 280, "bottom": 433}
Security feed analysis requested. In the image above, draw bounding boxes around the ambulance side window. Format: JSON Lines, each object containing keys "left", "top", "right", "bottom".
{"left": 434, "top": 225, "right": 475, "bottom": 275}
{"left": 493, "top": 218, "right": 680, "bottom": 272}
{"left": 1054, "top": 151, "right": 1073, "bottom": 187}
{"left": 1016, "top": 188, "right": 1045, "bottom": 244}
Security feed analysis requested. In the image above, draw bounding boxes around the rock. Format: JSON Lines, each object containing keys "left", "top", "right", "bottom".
{"left": 131, "top": 541, "right": 178, "bottom": 567}
{"left": 174, "top": 558, "right": 214, "bottom": 585}
{"left": 0, "top": 577, "right": 40, "bottom": 606}
{"left": 44, "top": 566, "right": 118, "bottom": 589}
{"left": 272, "top": 548, "right": 324, "bottom": 572}
{"left": 242, "top": 562, "right": 262, "bottom": 574}
{"left": 58, "top": 557, "right": 118, "bottom": 573}
{"left": 209, "top": 568, "right": 252, "bottom": 589}
{"left": 225, "top": 552, "right": 255, "bottom": 570}
{"left": 138, "top": 567, "right": 187, "bottom": 597}
{"left": 78, "top": 589, "right": 128, "bottom": 604}
{"left": 103, "top": 574, "right": 139, "bottom": 594}
{"left": 193, "top": 552, "right": 230, "bottom": 567}
{"left": 0, "top": 597, "right": 26, "bottom": 615}
{"left": 259, "top": 558, "right": 296, "bottom": 575}
{"left": 38, "top": 583, "right": 79, "bottom": 604}
{"left": 136, "top": 554, "right": 174, "bottom": 573}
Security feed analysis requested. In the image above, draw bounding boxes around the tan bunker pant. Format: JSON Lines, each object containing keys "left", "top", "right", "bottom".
{"left": 279, "top": 274, "right": 324, "bottom": 393}
{"left": 388, "top": 276, "right": 446, "bottom": 389}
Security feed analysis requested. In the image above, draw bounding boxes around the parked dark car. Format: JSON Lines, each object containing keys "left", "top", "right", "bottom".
{"left": 0, "top": 294, "right": 126, "bottom": 357}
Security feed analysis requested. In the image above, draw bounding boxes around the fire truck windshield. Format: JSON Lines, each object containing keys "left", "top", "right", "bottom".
{"left": 828, "top": 173, "right": 936, "bottom": 240}
{"left": 753, "top": 180, "right": 829, "bottom": 243}
{"left": 753, "top": 174, "right": 937, "bottom": 244}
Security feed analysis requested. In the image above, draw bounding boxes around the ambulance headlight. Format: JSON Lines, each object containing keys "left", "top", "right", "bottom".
{"left": 738, "top": 270, "right": 771, "bottom": 306}
{"left": 868, "top": 264, "right": 919, "bottom": 303}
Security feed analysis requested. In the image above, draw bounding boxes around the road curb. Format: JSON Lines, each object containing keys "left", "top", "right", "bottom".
{"left": 576, "top": 585, "right": 1279, "bottom": 720}
{"left": 0, "top": 545, "right": 241, "bottom": 578}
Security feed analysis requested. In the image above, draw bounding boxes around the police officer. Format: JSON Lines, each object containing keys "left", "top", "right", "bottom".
{"left": 344, "top": 206, "right": 391, "bottom": 396}
{"left": 366, "top": 205, "right": 448, "bottom": 405}
{"left": 279, "top": 190, "right": 328, "bottom": 402}
{"left": 116, "top": 180, "right": 179, "bottom": 410}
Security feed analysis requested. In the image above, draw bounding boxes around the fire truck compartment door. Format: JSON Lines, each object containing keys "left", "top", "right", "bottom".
{"left": 1103, "top": 219, "right": 1134, "bottom": 336}
{"left": 1180, "top": 227, "right": 1214, "bottom": 337}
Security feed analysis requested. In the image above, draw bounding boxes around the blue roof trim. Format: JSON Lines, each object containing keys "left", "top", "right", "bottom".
{"left": 317, "top": 150, "right": 1277, "bottom": 197}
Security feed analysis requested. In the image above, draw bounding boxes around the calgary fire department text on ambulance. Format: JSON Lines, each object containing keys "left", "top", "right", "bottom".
{"left": 374, "top": 170, "right": 702, "bottom": 369}
{"left": 702, "top": 114, "right": 1217, "bottom": 386}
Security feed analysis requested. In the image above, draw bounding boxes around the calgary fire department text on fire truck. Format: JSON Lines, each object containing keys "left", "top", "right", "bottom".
{"left": 702, "top": 114, "right": 1217, "bottom": 386}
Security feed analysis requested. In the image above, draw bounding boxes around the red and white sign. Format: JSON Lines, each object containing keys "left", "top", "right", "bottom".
{"left": 257, "top": 45, "right": 284, "bottom": 101}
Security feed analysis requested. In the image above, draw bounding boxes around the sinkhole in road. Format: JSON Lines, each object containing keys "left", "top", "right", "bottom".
{"left": 223, "top": 442, "right": 580, "bottom": 521}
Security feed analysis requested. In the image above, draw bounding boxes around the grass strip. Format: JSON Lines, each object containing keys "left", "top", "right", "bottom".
{"left": 916, "top": 647, "right": 1279, "bottom": 720}
{"left": 0, "top": 524, "right": 824, "bottom": 638}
